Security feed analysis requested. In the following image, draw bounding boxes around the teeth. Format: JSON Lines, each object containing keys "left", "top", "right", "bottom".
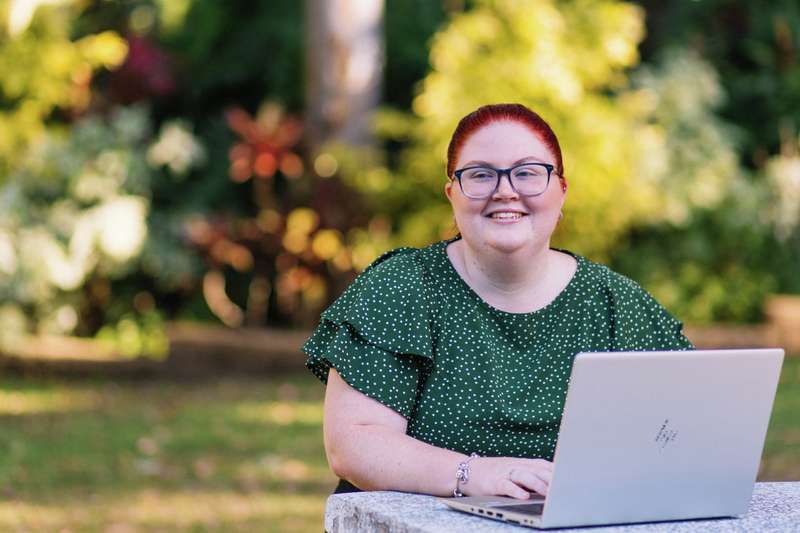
{"left": 490, "top": 212, "right": 523, "bottom": 219}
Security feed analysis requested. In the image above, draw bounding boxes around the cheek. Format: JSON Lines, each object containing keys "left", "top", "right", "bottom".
{"left": 451, "top": 192, "right": 483, "bottom": 215}
{"left": 533, "top": 188, "right": 564, "bottom": 213}
{"left": 451, "top": 202, "right": 487, "bottom": 233}
{"left": 453, "top": 205, "right": 477, "bottom": 228}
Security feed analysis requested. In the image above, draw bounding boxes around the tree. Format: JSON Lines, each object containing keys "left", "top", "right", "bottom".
{"left": 364, "top": 0, "right": 655, "bottom": 259}
{"left": 0, "top": 0, "right": 127, "bottom": 177}
{"left": 305, "top": 0, "right": 385, "bottom": 152}
{"left": 636, "top": 0, "right": 800, "bottom": 168}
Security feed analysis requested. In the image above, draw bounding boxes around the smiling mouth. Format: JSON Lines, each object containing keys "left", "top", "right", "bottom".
{"left": 486, "top": 212, "right": 528, "bottom": 220}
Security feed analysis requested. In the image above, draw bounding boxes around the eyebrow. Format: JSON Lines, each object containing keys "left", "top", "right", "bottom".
{"left": 461, "top": 156, "right": 549, "bottom": 167}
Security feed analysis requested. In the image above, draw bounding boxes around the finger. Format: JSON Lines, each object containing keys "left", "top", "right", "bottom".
{"left": 510, "top": 470, "right": 549, "bottom": 496}
{"left": 536, "top": 469, "right": 553, "bottom": 484}
{"left": 532, "top": 459, "right": 554, "bottom": 472}
{"left": 509, "top": 469, "right": 548, "bottom": 495}
{"left": 499, "top": 479, "right": 530, "bottom": 500}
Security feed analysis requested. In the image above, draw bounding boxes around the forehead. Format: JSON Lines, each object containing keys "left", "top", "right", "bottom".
{"left": 456, "top": 120, "right": 554, "bottom": 167}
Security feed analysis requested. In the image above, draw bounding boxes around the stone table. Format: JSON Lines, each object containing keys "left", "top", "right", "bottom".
{"left": 325, "top": 482, "right": 800, "bottom": 532}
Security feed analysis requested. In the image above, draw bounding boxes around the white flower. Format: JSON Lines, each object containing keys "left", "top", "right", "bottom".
{"left": 766, "top": 151, "right": 800, "bottom": 239}
{"left": 22, "top": 227, "right": 92, "bottom": 291}
{"left": 147, "top": 120, "right": 206, "bottom": 176}
{"left": 93, "top": 196, "right": 149, "bottom": 262}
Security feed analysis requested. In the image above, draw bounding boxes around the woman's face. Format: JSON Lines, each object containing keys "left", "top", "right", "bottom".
{"left": 445, "top": 120, "right": 565, "bottom": 255}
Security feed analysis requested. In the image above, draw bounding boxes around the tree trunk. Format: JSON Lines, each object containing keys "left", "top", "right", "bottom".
{"left": 305, "top": 0, "right": 385, "bottom": 153}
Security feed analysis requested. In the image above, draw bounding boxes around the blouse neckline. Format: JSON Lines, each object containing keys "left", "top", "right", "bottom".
{"left": 437, "top": 236, "right": 584, "bottom": 319}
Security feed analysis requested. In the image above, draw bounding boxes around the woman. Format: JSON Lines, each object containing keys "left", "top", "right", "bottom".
{"left": 303, "top": 103, "right": 692, "bottom": 501}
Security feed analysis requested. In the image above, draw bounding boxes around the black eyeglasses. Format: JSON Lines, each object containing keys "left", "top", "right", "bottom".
{"left": 452, "top": 163, "right": 555, "bottom": 199}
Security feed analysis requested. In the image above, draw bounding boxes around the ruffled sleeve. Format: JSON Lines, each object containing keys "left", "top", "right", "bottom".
{"left": 302, "top": 247, "right": 434, "bottom": 419}
{"left": 601, "top": 268, "right": 694, "bottom": 351}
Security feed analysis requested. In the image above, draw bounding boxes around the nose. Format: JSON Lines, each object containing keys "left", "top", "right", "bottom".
{"left": 492, "top": 171, "right": 519, "bottom": 199}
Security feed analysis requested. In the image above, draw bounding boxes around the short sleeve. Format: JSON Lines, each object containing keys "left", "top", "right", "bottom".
{"left": 301, "top": 247, "right": 434, "bottom": 419}
{"left": 604, "top": 271, "right": 694, "bottom": 351}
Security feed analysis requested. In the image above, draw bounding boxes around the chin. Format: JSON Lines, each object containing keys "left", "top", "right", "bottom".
{"left": 483, "top": 231, "right": 533, "bottom": 254}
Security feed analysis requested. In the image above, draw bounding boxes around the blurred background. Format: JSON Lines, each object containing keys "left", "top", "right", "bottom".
{"left": 0, "top": 0, "right": 798, "bottom": 531}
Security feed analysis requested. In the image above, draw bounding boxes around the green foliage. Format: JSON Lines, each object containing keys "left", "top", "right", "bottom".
{"left": 627, "top": 49, "right": 742, "bottom": 225}
{"left": 365, "top": 0, "right": 723, "bottom": 261}
{"left": 363, "top": 0, "right": 663, "bottom": 258}
{"left": 159, "top": 0, "right": 304, "bottom": 112}
{"left": 762, "top": 138, "right": 800, "bottom": 294}
{"left": 0, "top": 106, "right": 150, "bottom": 318}
{"left": 610, "top": 50, "right": 800, "bottom": 323}
{"left": 384, "top": 0, "right": 453, "bottom": 108}
{"left": 611, "top": 194, "right": 779, "bottom": 323}
{"left": 357, "top": 2, "right": 784, "bottom": 322}
{"left": 636, "top": 0, "right": 800, "bottom": 167}
{"left": 96, "top": 311, "right": 170, "bottom": 359}
{"left": 0, "top": 1, "right": 127, "bottom": 177}
{"left": 0, "top": 106, "right": 203, "bottom": 353}
{"left": 3, "top": 0, "right": 796, "bottom": 330}
{"left": 604, "top": 50, "right": 760, "bottom": 323}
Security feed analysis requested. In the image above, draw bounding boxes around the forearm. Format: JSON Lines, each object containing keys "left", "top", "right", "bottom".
{"left": 330, "top": 424, "right": 467, "bottom": 496}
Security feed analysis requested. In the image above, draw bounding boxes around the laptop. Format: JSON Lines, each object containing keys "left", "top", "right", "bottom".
{"left": 440, "top": 348, "right": 785, "bottom": 529}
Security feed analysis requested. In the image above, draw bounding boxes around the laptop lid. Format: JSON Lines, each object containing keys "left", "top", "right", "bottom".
{"left": 540, "top": 348, "right": 784, "bottom": 528}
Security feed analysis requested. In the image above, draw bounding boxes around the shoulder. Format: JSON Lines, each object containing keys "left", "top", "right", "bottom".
{"left": 319, "top": 243, "right": 440, "bottom": 358}
{"left": 558, "top": 252, "right": 692, "bottom": 350}
{"left": 569, "top": 252, "right": 679, "bottom": 322}
{"left": 361, "top": 246, "right": 424, "bottom": 279}
{"left": 575, "top": 254, "right": 653, "bottom": 302}
{"left": 574, "top": 254, "right": 689, "bottom": 342}
{"left": 348, "top": 245, "right": 436, "bottom": 300}
{"left": 321, "top": 242, "right": 442, "bottom": 323}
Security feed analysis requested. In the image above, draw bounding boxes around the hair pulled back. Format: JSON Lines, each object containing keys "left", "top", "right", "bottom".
{"left": 446, "top": 103, "right": 564, "bottom": 181}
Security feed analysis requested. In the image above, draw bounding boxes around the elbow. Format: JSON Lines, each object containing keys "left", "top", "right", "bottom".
{"left": 324, "top": 432, "right": 353, "bottom": 480}
{"left": 327, "top": 448, "right": 349, "bottom": 479}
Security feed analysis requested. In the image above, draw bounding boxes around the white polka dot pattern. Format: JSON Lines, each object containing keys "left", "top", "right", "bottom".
{"left": 302, "top": 237, "right": 693, "bottom": 459}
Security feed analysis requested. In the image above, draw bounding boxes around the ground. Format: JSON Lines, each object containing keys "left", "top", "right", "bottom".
{"left": 1, "top": 358, "right": 798, "bottom": 532}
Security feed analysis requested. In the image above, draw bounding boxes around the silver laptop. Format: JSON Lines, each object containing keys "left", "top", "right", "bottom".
{"left": 440, "top": 348, "right": 785, "bottom": 529}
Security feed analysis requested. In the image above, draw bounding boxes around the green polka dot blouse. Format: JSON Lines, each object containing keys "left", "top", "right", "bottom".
{"left": 302, "top": 237, "right": 693, "bottom": 460}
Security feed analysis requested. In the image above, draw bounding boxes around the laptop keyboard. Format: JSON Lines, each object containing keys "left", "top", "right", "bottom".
{"left": 496, "top": 503, "right": 545, "bottom": 516}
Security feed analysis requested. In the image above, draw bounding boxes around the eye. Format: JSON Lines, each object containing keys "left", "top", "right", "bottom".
{"left": 513, "top": 165, "right": 547, "bottom": 179}
{"left": 465, "top": 169, "right": 495, "bottom": 180}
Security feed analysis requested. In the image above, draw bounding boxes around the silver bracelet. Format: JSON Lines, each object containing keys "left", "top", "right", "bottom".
{"left": 453, "top": 453, "right": 480, "bottom": 497}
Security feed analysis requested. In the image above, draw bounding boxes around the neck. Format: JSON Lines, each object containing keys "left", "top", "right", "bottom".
{"left": 457, "top": 238, "right": 551, "bottom": 298}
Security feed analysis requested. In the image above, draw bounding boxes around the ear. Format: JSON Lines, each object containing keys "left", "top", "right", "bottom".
{"left": 444, "top": 179, "right": 454, "bottom": 202}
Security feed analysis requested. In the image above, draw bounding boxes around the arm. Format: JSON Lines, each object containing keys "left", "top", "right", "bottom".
{"left": 324, "top": 368, "right": 552, "bottom": 498}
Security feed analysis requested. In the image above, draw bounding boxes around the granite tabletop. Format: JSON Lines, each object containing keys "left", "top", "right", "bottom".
{"left": 325, "top": 482, "right": 800, "bottom": 532}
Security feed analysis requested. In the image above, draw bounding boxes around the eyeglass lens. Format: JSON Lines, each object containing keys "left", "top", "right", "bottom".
{"left": 460, "top": 164, "right": 549, "bottom": 198}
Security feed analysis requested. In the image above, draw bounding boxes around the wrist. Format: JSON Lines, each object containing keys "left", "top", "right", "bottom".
{"left": 453, "top": 452, "right": 480, "bottom": 497}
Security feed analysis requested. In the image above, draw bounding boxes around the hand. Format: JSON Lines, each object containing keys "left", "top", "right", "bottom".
{"left": 463, "top": 456, "right": 553, "bottom": 500}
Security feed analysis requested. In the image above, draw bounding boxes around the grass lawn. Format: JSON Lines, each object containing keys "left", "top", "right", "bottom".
{"left": 0, "top": 373, "right": 336, "bottom": 532}
{"left": 1, "top": 356, "right": 798, "bottom": 532}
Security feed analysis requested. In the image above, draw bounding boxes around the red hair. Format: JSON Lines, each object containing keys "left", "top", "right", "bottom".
{"left": 446, "top": 103, "right": 564, "bottom": 181}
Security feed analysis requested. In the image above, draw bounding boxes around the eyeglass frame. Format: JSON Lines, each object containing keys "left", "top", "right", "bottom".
{"left": 450, "top": 162, "right": 557, "bottom": 199}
